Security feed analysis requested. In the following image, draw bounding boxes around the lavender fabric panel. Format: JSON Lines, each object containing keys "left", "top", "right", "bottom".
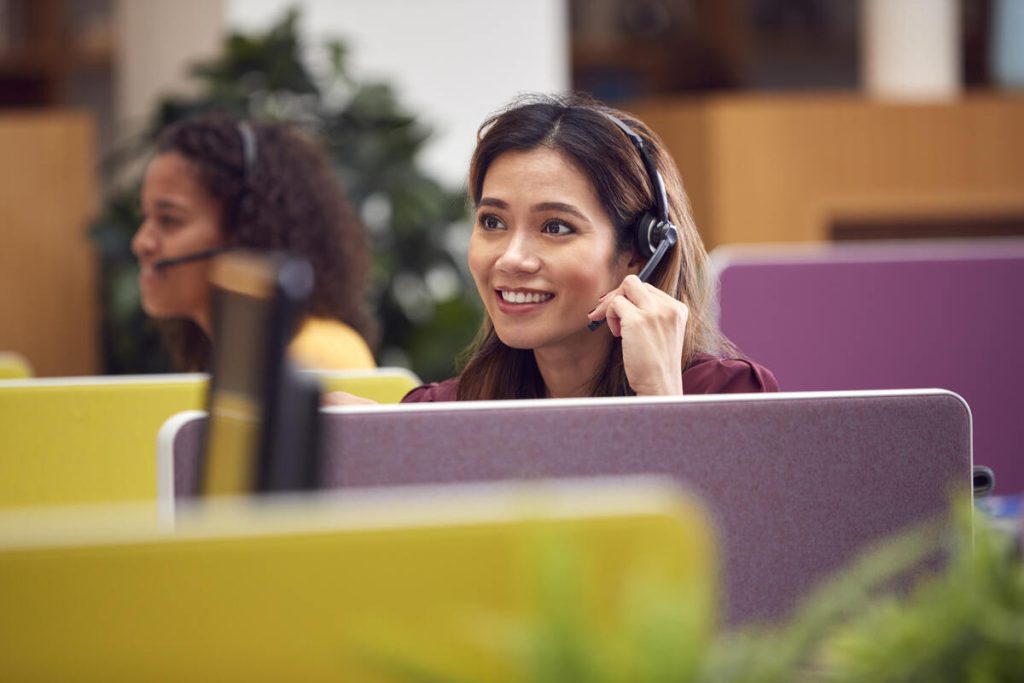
{"left": 173, "top": 419, "right": 204, "bottom": 500}
{"left": 317, "top": 393, "right": 970, "bottom": 626}
{"left": 718, "top": 246, "right": 1024, "bottom": 494}
{"left": 174, "top": 393, "right": 969, "bottom": 626}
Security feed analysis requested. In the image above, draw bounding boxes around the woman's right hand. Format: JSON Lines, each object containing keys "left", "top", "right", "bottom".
{"left": 588, "top": 273, "right": 688, "bottom": 396}
{"left": 322, "top": 391, "right": 379, "bottom": 407}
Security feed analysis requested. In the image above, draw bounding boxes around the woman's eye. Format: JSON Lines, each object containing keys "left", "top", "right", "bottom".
{"left": 542, "top": 220, "right": 574, "bottom": 235}
{"left": 479, "top": 214, "right": 506, "bottom": 231}
{"left": 156, "top": 215, "right": 183, "bottom": 230}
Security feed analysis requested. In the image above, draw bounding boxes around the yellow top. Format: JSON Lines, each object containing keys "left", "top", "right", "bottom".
{"left": 288, "top": 317, "right": 376, "bottom": 371}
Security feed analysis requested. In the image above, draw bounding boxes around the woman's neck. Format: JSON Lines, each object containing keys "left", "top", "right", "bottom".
{"left": 533, "top": 336, "right": 612, "bottom": 399}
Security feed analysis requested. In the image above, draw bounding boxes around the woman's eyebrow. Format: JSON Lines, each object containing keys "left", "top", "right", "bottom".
{"left": 478, "top": 197, "right": 508, "bottom": 209}
{"left": 531, "top": 201, "right": 588, "bottom": 221}
{"left": 478, "top": 197, "right": 590, "bottom": 223}
{"left": 152, "top": 198, "right": 187, "bottom": 211}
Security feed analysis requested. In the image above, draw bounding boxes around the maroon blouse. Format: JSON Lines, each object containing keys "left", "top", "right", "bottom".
{"left": 401, "top": 353, "right": 779, "bottom": 403}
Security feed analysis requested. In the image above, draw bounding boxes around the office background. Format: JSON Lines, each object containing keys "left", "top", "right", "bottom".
{"left": 1, "top": 0, "right": 1022, "bottom": 379}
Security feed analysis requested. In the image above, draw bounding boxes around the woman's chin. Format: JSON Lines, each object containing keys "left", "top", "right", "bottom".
{"left": 140, "top": 301, "right": 185, "bottom": 322}
{"left": 139, "top": 301, "right": 159, "bottom": 318}
{"left": 140, "top": 299, "right": 168, "bottom": 319}
{"left": 493, "top": 328, "right": 538, "bottom": 351}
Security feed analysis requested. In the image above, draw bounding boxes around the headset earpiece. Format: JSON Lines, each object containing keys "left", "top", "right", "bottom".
{"left": 635, "top": 213, "right": 659, "bottom": 259}
{"left": 635, "top": 220, "right": 678, "bottom": 283}
{"left": 588, "top": 111, "right": 683, "bottom": 331}
{"left": 634, "top": 210, "right": 680, "bottom": 279}
{"left": 601, "top": 112, "right": 679, "bottom": 274}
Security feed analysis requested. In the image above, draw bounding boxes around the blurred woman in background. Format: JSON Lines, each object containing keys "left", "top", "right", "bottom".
{"left": 132, "top": 116, "right": 376, "bottom": 372}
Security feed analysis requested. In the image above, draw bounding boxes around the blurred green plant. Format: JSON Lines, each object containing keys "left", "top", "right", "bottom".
{"left": 90, "top": 7, "right": 480, "bottom": 381}
{"left": 360, "top": 501, "right": 1024, "bottom": 682}
{"left": 810, "top": 510, "right": 1024, "bottom": 682}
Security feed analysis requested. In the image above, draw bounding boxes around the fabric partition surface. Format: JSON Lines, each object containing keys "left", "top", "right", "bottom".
{"left": 164, "top": 390, "right": 971, "bottom": 626}
{"left": 713, "top": 239, "right": 1024, "bottom": 495}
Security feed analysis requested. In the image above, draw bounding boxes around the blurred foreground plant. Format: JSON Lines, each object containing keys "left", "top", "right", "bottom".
{"left": 811, "top": 506, "right": 1024, "bottom": 682}
{"left": 361, "top": 500, "right": 1024, "bottom": 682}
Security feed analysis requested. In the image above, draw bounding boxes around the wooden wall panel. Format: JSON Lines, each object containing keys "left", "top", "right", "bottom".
{"left": 0, "top": 113, "right": 99, "bottom": 376}
{"left": 628, "top": 93, "right": 1024, "bottom": 249}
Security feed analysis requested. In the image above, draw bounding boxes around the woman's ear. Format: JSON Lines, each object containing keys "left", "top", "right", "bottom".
{"left": 618, "top": 249, "right": 644, "bottom": 277}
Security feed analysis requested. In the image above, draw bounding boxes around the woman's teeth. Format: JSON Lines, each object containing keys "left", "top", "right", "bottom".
{"left": 501, "top": 290, "right": 552, "bottom": 304}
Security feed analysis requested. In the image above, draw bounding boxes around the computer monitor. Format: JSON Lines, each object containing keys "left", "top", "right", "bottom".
{"left": 201, "top": 251, "right": 321, "bottom": 496}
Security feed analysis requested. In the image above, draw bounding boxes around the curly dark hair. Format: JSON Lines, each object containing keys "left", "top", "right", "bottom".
{"left": 153, "top": 116, "right": 376, "bottom": 371}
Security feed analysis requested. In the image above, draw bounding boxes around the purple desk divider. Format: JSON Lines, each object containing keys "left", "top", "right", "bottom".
{"left": 161, "top": 390, "right": 971, "bottom": 627}
{"left": 714, "top": 239, "right": 1024, "bottom": 495}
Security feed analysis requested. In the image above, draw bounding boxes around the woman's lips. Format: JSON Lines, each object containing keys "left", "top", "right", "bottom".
{"left": 498, "top": 288, "right": 553, "bottom": 304}
{"left": 494, "top": 288, "right": 554, "bottom": 314}
{"left": 138, "top": 266, "right": 164, "bottom": 287}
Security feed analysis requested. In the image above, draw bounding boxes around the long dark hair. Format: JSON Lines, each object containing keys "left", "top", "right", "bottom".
{"left": 457, "top": 93, "right": 733, "bottom": 400}
{"left": 153, "top": 116, "right": 376, "bottom": 371}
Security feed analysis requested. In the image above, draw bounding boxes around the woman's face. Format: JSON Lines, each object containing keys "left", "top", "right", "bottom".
{"left": 468, "top": 147, "right": 635, "bottom": 354}
{"left": 132, "top": 152, "right": 225, "bottom": 333}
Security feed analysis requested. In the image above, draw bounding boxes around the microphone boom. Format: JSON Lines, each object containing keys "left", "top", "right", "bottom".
{"left": 154, "top": 247, "right": 231, "bottom": 270}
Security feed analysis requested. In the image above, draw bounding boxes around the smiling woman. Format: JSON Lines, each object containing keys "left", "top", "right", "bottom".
{"left": 397, "top": 94, "right": 778, "bottom": 402}
{"left": 468, "top": 147, "right": 631, "bottom": 397}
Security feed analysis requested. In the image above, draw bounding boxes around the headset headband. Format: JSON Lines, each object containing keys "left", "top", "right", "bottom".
{"left": 237, "top": 121, "right": 258, "bottom": 179}
{"left": 601, "top": 113, "right": 670, "bottom": 224}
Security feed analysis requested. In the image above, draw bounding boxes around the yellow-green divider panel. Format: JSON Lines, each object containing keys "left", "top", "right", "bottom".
{"left": 0, "top": 375, "right": 206, "bottom": 508}
{"left": 308, "top": 367, "right": 421, "bottom": 404}
{"left": 0, "top": 369, "right": 421, "bottom": 509}
{"left": 0, "top": 478, "right": 716, "bottom": 682}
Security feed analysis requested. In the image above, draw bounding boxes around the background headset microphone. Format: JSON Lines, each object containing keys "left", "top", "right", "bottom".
{"left": 588, "top": 112, "right": 680, "bottom": 331}
{"left": 153, "top": 121, "right": 257, "bottom": 271}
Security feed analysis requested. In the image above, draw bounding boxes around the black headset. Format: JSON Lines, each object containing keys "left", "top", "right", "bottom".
{"left": 154, "top": 121, "right": 257, "bottom": 271}
{"left": 588, "top": 112, "right": 681, "bottom": 331}
{"left": 236, "top": 120, "right": 258, "bottom": 181}
{"left": 601, "top": 112, "right": 679, "bottom": 279}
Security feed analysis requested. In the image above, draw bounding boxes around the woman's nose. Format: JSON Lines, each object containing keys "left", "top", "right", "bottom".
{"left": 130, "top": 221, "right": 156, "bottom": 260}
{"left": 494, "top": 233, "right": 541, "bottom": 274}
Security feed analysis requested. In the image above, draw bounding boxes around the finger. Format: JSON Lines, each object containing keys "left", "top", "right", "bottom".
{"left": 621, "top": 273, "right": 664, "bottom": 308}
{"left": 587, "top": 285, "right": 623, "bottom": 321}
{"left": 323, "top": 392, "right": 343, "bottom": 406}
{"left": 593, "top": 276, "right": 653, "bottom": 321}
{"left": 604, "top": 293, "right": 641, "bottom": 337}
{"left": 322, "top": 391, "right": 377, "bottom": 407}
{"left": 606, "top": 306, "right": 622, "bottom": 337}
{"left": 322, "top": 391, "right": 354, "bottom": 406}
